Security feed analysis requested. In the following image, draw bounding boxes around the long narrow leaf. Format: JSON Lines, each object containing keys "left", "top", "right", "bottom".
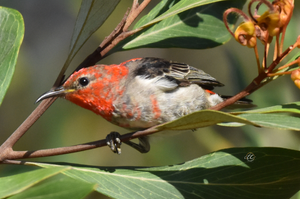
{"left": 113, "top": 0, "right": 245, "bottom": 51}
{"left": 0, "top": 7, "right": 24, "bottom": 106}
{"left": 0, "top": 168, "right": 66, "bottom": 198}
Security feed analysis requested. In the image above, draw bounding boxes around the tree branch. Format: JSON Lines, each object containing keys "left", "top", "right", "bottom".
{"left": 1, "top": 127, "right": 160, "bottom": 161}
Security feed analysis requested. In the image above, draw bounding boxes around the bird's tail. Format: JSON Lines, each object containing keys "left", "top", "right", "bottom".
{"left": 220, "top": 95, "right": 255, "bottom": 109}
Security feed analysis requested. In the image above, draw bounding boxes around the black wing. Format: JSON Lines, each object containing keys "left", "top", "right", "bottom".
{"left": 133, "top": 57, "right": 224, "bottom": 90}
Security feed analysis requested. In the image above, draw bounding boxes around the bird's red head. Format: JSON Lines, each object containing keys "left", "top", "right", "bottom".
{"left": 61, "top": 64, "right": 129, "bottom": 121}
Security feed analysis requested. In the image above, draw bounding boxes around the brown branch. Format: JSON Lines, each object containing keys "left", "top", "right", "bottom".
{"left": 124, "top": 0, "right": 140, "bottom": 30}
{"left": 123, "top": 0, "right": 151, "bottom": 30}
{"left": 210, "top": 82, "right": 257, "bottom": 111}
{"left": 1, "top": 127, "right": 160, "bottom": 161}
{"left": 210, "top": 44, "right": 294, "bottom": 111}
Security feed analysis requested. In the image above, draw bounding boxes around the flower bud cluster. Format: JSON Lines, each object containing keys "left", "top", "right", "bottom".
{"left": 224, "top": 0, "right": 300, "bottom": 89}
{"left": 229, "top": 0, "right": 293, "bottom": 49}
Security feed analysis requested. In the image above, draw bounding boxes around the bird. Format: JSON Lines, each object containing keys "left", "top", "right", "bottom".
{"left": 36, "top": 57, "right": 252, "bottom": 154}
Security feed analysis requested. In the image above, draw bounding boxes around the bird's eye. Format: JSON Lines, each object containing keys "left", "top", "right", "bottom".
{"left": 78, "top": 77, "right": 90, "bottom": 87}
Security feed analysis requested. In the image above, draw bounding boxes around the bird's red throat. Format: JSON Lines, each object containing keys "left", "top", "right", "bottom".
{"left": 64, "top": 64, "right": 129, "bottom": 121}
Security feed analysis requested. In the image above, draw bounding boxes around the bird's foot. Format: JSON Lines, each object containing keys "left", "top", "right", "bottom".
{"left": 106, "top": 131, "right": 122, "bottom": 154}
{"left": 106, "top": 132, "right": 150, "bottom": 154}
{"left": 125, "top": 136, "right": 150, "bottom": 153}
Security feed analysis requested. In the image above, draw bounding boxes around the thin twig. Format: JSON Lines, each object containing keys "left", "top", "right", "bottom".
{"left": 274, "top": 34, "right": 280, "bottom": 61}
{"left": 74, "top": 9, "right": 129, "bottom": 72}
{"left": 254, "top": 45, "right": 261, "bottom": 73}
{"left": 279, "top": 4, "right": 294, "bottom": 54}
{"left": 267, "top": 45, "right": 294, "bottom": 73}
{"left": 223, "top": 8, "right": 251, "bottom": 38}
{"left": 262, "top": 40, "right": 269, "bottom": 69}
{"left": 123, "top": 0, "right": 151, "bottom": 30}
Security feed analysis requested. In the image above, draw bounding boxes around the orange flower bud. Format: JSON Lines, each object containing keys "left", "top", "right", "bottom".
{"left": 255, "top": 25, "right": 273, "bottom": 44}
{"left": 257, "top": 11, "right": 280, "bottom": 36}
{"left": 296, "top": 36, "right": 300, "bottom": 48}
{"left": 234, "top": 21, "right": 256, "bottom": 48}
{"left": 291, "top": 69, "right": 300, "bottom": 82}
{"left": 293, "top": 79, "right": 300, "bottom": 89}
{"left": 272, "top": 0, "right": 294, "bottom": 29}
{"left": 291, "top": 69, "right": 300, "bottom": 89}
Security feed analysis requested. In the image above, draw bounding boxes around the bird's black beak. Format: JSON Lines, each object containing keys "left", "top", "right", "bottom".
{"left": 35, "top": 86, "right": 75, "bottom": 103}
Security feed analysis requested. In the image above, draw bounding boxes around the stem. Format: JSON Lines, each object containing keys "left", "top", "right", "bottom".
{"left": 248, "top": 0, "right": 262, "bottom": 23}
{"left": 274, "top": 59, "right": 299, "bottom": 72}
{"left": 209, "top": 80, "right": 260, "bottom": 111}
{"left": 267, "top": 44, "right": 293, "bottom": 73}
{"left": 267, "top": 71, "right": 293, "bottom": 76}
{"left": 223, "top": 8, "right": 251, "bottom": 38}
{"left": 122, "top": 0, "right": 151, "bottom": 31}
{"left": 249, "top": 0, "right": 274, "bottom": 14}
{"left": 262, "top": 42, "right": 269, "bottom": 70}
{"left": 273, "top": 34, "right": 280, "bottom": 61}
{"left": 279, "top": 4, "right": 294, "bottom": 54}
{"left": 254, "top": 45, "right": 261, "bottom": 73}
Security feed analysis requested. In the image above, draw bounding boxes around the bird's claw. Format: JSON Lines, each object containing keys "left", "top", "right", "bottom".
{"left": 106, "top": 131, "right": 122, "bottom": 154}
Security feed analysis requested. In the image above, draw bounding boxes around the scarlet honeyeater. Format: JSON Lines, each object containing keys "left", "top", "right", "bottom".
{"left": 37, "top": 57, "right": 250, "bottom": 154}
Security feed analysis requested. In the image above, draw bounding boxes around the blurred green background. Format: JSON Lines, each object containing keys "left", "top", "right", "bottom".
{"left": 1, "top": 0, "right": 300, "bottom": 191}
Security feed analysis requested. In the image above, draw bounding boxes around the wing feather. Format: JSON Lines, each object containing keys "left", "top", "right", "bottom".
{"left": 133, "top": 57, "right": 224, "bottom": 91}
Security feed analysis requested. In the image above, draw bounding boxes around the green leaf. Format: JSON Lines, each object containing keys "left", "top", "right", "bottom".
{"left": 132, "top": 0, "right": 178, "bottom": 28}
{"left": 9, "top": 175, "right": 95, "bottom": 199}
{"left": 0, "top": 7, "right": 24, "bottom": 106}
{"left": 155, "top": 110, "right": 256, "bottom": 131}
{"left": 33, "top": 147, "right": 300, "bottom": 199}
{"left": 137, "top": 0, "right": 238, "bottom": 28}
{"left": 113, "top": 0, "right": 246, "bottom": 51}
{"left": 232, "top": 101, "right": 300, "bottom": 115}
{"left": 151, "top": 102, "right": 300, "bottom": 131}
{"left": 238, "top": 113, "right": 300, "bottom": 131}
{"left": 0, "top": 167, "right": 66, "bottom": 198}
{"left": 220, "top": 102, "right": 300, "bottom": 129}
